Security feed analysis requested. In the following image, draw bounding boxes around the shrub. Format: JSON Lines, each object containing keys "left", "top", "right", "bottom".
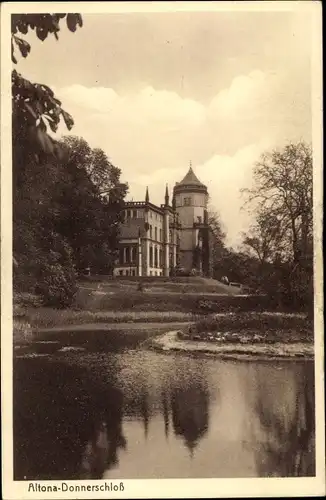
{"left": 33, "top": 235, "right": 78, "bottom": 308}
{"left": 35, "top": 262, "right": 77, "bottom": 308}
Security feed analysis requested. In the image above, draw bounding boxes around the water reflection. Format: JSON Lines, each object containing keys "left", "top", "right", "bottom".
{"left": 14, "top": 357, "right": 126, "bottom": 480}
{"left": 13, "top": 351, "right": 315, "bottom": 479}
{"left": 170, "top": 383, "right": 209, "bottom": 455}
{"left": 251, "top": 364, "right": 315, "bottom": 477}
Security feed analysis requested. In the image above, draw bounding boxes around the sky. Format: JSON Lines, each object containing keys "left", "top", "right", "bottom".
{"left": 16, "top": 6, "right": 313, "bottom": 247}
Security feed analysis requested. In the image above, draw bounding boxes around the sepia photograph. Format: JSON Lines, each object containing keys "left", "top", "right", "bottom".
{"left": 1, "top": 1, "right": 324, "bottom": 498}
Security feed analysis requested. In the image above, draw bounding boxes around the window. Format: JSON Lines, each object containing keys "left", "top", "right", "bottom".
{"left": 125, "top": 247, "right": 130, "bottom": 263}
{"left": 149, "top": 211, "right": 152, "bottom": 218}
{"left": 149, "top": 225, "right": 153, "bottom": 238}
{"left": 126, "top": 270, "right": 129, "bottom": 276}
{"left": 197, "top": 216, "right": 202, "bottom": 223}
{"left": 119, "top": 248, "right": 124, "bottom": 265}
{"left": 159, "top": 228, "right": 162, "bottom": 241}
{"left": 119, "top": 270, "right": 123, "bottom": 276}
{"left": 184, "top": 197, "right": 191, "bottom": 206}
{"left": 150, "top": 246, "right": 153, "bottom": 267}
{"left": 154, "top": 227, "right": 157, "bottom": 241}
{"left": 154, "top": 247, "right": 158, "bottom": 267}
{"left": 133, "top": 210, "right": 137, "bottom": 218}
{"left": 127, "top": 209, "right": 131, "bottom": 218}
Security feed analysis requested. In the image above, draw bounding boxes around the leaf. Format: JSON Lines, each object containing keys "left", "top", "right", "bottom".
{"left": 76, "top": 14, "right": 83, "bottom": 27}
{"left": 36, "top": 27, "right": 47, "bottom": 41}
{"left": 35, "top": 126, "right": 54, "bottom": 154}
{"left": 48, "top": 119, "right": 58, "bottom": 134}
{"left": 14, "top": 36, "right": 31, "bottom": 58}
{"left": 35, "top": 100, "right": 44, "bottom": 115}
{"left": 17, "top": 20, "right": 28, "bottom": 35}
{"left": 40, "top": 84, "right": 54, "bottom": 97}
{"left": 66, "top": 13, "right": 78, "bottom": 32}
{"left": 24, "top": 102, "right": 38, "bottom": 119}
{"left": 61, "top": 110, "right": 74, "bottom": 130}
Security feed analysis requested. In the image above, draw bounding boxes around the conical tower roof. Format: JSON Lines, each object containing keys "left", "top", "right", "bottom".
{"left": 178, "top": 166, "right": 205, "bottom": 187}
{"left": 174, "top": 164, "right": 207, "bottom": 194}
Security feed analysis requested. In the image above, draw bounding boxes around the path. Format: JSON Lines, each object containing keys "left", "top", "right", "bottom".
{"left": 35, "top": 321, "right": 191, "bottom": 334}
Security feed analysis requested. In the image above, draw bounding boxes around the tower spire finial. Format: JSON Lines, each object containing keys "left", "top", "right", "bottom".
{"left": 145, "top": 186, "right": 149, "bottom": 203}
{"left": 165, "top": 183, "right": 169, "bottom": 206}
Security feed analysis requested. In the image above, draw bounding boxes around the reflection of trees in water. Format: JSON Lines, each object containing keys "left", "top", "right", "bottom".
{"left": 79, "top": 387, "right": 127, "bottom": 479}
{"left": 253, "top": 365, "right": 315, "bottom": 477}
{"left": 171, "top": 383, "right": 210, "bottom": 455}
{"left": 119, "top": 358, "right": 212, "bottom": 456}
{"left": 14, "top": 357, "right": 127, "bottom": 480}
{"left": 160, "top": 368, "right": 211, "bottom": 456}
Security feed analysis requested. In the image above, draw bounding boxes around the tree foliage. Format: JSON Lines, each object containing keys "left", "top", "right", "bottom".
{"left": 12, "top": 14, "right": 128, "bottom": 307}
{"left": 53, "top": 136, "right": 128, "bottom": 273}
{"left": 14, "top": 134, "right": 128, "bottom": 305}
{"left": 207, "top": 209, "right": 229, "bottom": 280}
{"left": 241, "top": 142, "right": 313, "bottom": 310}
{"left": 12, "top": 14, "right": 83, "bottom": 158}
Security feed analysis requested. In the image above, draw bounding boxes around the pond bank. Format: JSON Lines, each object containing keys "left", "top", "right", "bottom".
{"left": 146, "top": 331, "right": 314, "bottom": 361}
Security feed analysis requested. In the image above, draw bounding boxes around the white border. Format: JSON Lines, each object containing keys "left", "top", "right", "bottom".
{"left": 1, "top": 2, "right": 324, "bottom": 498}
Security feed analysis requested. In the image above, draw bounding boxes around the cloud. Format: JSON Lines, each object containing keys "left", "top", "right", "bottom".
{"left": 53, "top": 68, "right": 311, "bottom": 246}
{"left": 208, "top": 70, "right": 269, "bottom": 119}
{"left": 58, "top": 84, "right": 205, "bottom": 127}
{"left": 196, "top": 142, "right": 271, "bottom": 246}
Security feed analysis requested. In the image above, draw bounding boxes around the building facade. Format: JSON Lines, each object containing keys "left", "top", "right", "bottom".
{"left": 114, "top": 165, "right": 212, "bottom": 277}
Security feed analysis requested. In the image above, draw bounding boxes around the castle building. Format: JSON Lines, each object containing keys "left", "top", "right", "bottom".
{"left": 114, "top": 165, "right": 212, "bottom": 277}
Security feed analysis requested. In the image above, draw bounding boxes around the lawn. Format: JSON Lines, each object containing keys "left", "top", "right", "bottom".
{"left": 180, "top": 311, "right": 314, "bottom": 344}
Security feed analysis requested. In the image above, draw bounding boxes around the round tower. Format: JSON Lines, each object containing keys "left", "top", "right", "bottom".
{"left": 173, "top": 164, "right": 209, "bottom": 274}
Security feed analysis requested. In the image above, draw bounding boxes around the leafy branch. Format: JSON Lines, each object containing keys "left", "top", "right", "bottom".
{"left": 12, "top": 14, "right": 83, "bottom": 156}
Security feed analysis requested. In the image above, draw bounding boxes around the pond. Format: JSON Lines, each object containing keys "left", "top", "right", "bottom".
{"left": 13, "top": 347, "right": 315, "bottom": 480}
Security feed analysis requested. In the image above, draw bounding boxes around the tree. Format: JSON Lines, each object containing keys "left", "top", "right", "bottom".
{"left": 12, "top": 14, "right": 83, "bottom": 307}
{"left": 12, "top": 14, "right": 83, "bottom": 159}
{"left": 241, "top": 142, "right": 313, "bottom": 310}
{"left": 207, "top": 209, "right": 227, "bottom": 280}
{"left": 53, "top": 137, "right": 128, "bottom": 274}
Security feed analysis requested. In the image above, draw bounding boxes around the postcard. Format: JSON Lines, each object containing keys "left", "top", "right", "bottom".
{"left": 1, "top": 1, "right": 324, "bottom": 498}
